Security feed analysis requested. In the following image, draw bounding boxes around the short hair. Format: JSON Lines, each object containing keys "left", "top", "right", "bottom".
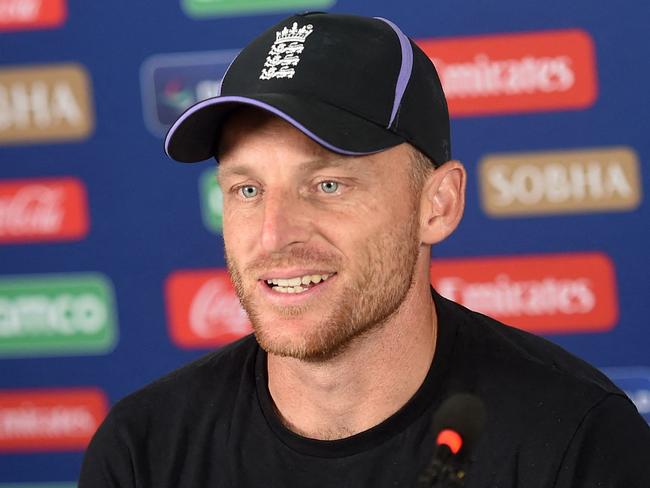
{"left": 408, "top": 146, "right": 435, "bottom": 192}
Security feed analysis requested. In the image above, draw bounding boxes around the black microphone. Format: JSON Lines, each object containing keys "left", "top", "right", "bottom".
{"left": 417, "top": 393, "right": 487, "bottom": 487}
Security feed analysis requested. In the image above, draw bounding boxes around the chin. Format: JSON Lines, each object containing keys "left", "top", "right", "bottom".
{"left": 253, "top": 315, "right": 314, "bottom": 348}
{"left": 251, "top": 317, "right": 329, "bottom": 359}
{"left": 252, "top": 309, "right": 377, "bottom": 362}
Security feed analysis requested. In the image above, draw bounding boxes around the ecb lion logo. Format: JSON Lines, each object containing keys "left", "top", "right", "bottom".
{"left": 259, "top": 22, "right": 314, "bottom": 80}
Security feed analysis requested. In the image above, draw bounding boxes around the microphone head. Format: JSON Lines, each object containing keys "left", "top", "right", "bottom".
{"left": 432, "top": 393, "right": 487, "bottom": 459}
{"left": 436, "top": 428, "right": 463, "bottom": 454}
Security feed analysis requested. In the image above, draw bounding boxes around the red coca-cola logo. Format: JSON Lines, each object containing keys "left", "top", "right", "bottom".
{"left": 0, "top": 177, "right": 89, "bottom": 244}
{"left": 165, "top": 269, "right": 253, "bottom": 348}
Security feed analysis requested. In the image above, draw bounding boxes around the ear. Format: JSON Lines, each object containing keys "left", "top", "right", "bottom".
{"left": 418, "top": 160, "right": 466, "bottom": 245}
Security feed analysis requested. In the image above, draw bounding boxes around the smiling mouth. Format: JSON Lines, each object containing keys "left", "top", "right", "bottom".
{"left": 264, "top": 273, "right": 335, "bottom": 294}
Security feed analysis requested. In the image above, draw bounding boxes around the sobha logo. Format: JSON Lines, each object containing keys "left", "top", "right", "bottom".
{"left": 0, "top": 273, "right": 118, "bottom": 357}
{"left": 200, "top": 167, "right": 223, "bottom": 234}
{"left": 0, "top": 63, "right": 94, "bottom": 145}
{"left": 182, "top": 0, "right": 335, "bottom": 18}
{"left": 479, "top": 147, "right": 642, "bottom": 217}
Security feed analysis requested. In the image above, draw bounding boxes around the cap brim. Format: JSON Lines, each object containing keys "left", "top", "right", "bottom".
{"left": 164, "top": 94, "right": 405, "bottom": 163}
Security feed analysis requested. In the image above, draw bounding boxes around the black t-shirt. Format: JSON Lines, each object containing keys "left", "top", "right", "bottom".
{"left": 79, "top": 291, "right": 650, "bottom": 487}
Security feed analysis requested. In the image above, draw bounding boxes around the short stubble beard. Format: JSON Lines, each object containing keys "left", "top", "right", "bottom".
{"left": 226, "top": 210, "right": 421, "bottom": 362}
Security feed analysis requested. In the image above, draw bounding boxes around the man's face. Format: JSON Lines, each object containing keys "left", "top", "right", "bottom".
{"left": 218, "top": 110, "right": 423, "bottom": 361}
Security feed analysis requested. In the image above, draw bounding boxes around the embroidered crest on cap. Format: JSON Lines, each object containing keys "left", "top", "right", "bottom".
{"left": 260, "top": 22, "right": 314, "bottom": 80}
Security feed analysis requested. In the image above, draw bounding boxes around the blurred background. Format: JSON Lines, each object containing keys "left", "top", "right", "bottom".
{"left": 0, "top": 0, "right": 648, "bottom": 484}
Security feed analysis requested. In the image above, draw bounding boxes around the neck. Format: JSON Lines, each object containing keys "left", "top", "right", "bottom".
{"left": 266, "top": 258, "right": 437, "bottom": 440}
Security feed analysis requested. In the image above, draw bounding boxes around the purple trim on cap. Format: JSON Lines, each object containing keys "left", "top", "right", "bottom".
{"left": 216, "top": 54, "right": 239, "bottom": 96}
{"left": 375, "top": 17, "right": 413, "bottom": 129}
{"left": 165, "top": 95, "right": 380, "bottom": 158}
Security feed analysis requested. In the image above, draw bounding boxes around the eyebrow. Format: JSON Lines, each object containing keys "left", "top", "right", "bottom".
{"left": 218, "top": 156, "right": 365, "bottom": 179}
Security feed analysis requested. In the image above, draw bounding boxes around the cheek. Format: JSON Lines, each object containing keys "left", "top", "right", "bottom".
{"left": 316, "top": 210, "right": 382, "bottom": 255}
{"left": 351, "top": 198, "right": 397, "bottom": 233}
{"left": 221, "top": 207, "right": 257, "bottom": 254}
{"left": 335, "top": 199, "right": 417, "bottom": 256}
{"left": 325, "top": 191, "right": 394, "bottom": 228}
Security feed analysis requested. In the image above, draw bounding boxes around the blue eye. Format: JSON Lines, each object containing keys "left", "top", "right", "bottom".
{"left": 320, "top": 181, "right": 339, "bottom": 193}
{"left": 239, "top": 185, "right": 258, "bottom": 198}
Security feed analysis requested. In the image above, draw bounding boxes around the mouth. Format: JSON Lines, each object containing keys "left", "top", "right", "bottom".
{"left": 262, "top": 273, "right": 336, "bottom": 294}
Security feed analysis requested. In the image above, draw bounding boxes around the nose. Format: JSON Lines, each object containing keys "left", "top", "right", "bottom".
{"left": 260, "top": 190, "right": 311, "bottom": 253}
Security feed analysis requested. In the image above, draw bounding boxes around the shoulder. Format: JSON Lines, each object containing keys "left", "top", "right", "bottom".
{"left": 107, "top": 334, "right": 258, "bottom": 431}
{"left": 554, "top": 393, "right": 650, "bottom": 486}
{"left": 434, "top": 290, "right": 621, "bottom": 399}
{"left": 80, "top": 335, "right": 259, "bottom": 484}
{"left": 434, "top": 293, "right": 650, "bottom": 483}
{"left": 434, "top": 290, "right": 638, "bottom": 445}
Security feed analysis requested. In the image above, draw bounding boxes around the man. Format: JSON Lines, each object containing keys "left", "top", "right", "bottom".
{"left": 79, "top": 12, "right": 650, "bottom": 487}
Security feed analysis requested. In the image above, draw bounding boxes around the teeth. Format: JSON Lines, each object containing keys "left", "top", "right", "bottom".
{"left": 266, "top": 274, "right": 332, "bottom": 288}
{"left": 267, "top": 273, "right": 333, "bottom": 289}
{"left": 273, "top": 285, "right": 308, "bottom": 294}
{"left": 266, "top": 274, "right": 332, "bottom": 293}
{"left": 276, "top": 277, "right": 302, "bottom": 287}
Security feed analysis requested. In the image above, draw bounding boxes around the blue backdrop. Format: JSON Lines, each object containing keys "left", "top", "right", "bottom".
{"left": 0, "top": 0, "right": 648, "bottom": 484}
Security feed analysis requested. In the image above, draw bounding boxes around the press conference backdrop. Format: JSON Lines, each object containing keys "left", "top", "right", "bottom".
{"left": 0, "top": 0, "right": 648, "bottom": 484}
